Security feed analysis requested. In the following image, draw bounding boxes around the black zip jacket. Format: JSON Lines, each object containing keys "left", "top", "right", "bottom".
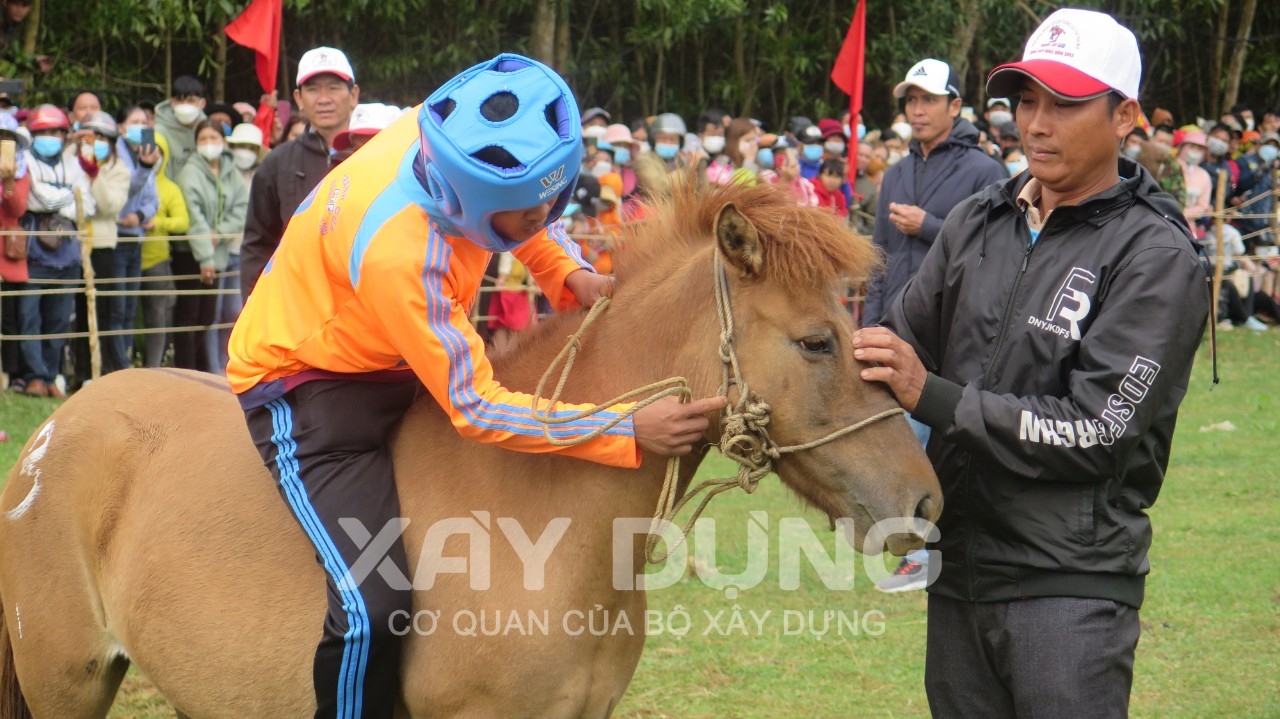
{"left": 884, "top": 158, "right": 1210, "bottom": 608}
{"left": 240, "top": 130, "right": 331, "bottom": 302}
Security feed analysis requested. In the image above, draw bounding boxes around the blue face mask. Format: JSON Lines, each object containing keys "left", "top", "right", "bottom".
{"left": 655, "top": 142, "right": 679, "bottom": 160}
{"left": 614, "top": 148, "right": 631, "bottom": 165}
{"left": 222, "top": 123, "right": 232, "bottom": 137}
{"left": 1260, "top": 145, "right": 1279, "bottom": 164}
{"left": 802, "top": 144, "right": 823, "bottom": 162}
{"left": 757, "top": 148, "right": 774, "bottom": 169}
{"left": 32, "top": 135, "right": 63, "bottom": 159}
{"left": 93, "top": 139, "right": 111, "bottom": 161}
{"left": 857, "top": 123, "right": 867, "bottom": 141}
{"left": 1006, "top": 159, "right": 1028, "bottom": 176}
{"left": 564, "top": 202, "right": 581, "bottom": 217}
{"left": 124, "top": 125, "right": 145, "bottom": 145}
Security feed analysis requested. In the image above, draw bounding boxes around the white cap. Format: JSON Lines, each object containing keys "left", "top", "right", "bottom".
{"left": 332, "top": 103, "right": 398, "bottom": 151}
{"left": 228, "top": 123, "right": 263, "bottom": 148}
{"left": 893, "top": 59, "right": 961, "bottom": 99}
{"left": 297, "top": 46, "right": 355, "bottom": 86}
{"left": 986, "top": 97, "right": 1011, "bottom": 109}
{"left": 986, "top": 9, "right": 1141, "bottom": 101}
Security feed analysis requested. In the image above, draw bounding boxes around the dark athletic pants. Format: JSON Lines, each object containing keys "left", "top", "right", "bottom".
{"left": 925, "top": 593, "right": 1141, "bottom": 719}
{"left": 245, "top": 378, "right": 420, "bottom": 719}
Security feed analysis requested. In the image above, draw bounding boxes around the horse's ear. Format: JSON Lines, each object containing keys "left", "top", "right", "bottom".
{"left": 715, "top": 203, "right": 763, "bottom": 278}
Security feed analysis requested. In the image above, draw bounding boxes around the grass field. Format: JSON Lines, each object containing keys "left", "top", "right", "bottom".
{"left": 0, "top": 330, "right": 1276, "bottom": 718}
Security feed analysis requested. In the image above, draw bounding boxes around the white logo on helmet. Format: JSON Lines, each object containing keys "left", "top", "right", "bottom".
{"left": 538, "top": 165, "right": 568, "bottom": 199}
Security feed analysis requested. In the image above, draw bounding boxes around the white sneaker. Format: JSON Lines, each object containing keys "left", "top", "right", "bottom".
{"left": 1243, "top": 316, "right": 1268, "bottom": 331}
{"left": 1217, "top": 319, "right": 1235, "bottom": 332}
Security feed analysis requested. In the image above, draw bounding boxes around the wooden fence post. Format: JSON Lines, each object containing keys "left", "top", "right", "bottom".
{"left": 75, "top": 188, "right": 101, "bottom": 382}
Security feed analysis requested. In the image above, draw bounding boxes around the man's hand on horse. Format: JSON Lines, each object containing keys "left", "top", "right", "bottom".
{"left": 566, "top": 269, "right": 615, "bottom": 306}
{"left": 853, "top": 327, "right": 927, "bottom": 413}
{"left": 634, "top": 395, "right": 730, "bottom": 457}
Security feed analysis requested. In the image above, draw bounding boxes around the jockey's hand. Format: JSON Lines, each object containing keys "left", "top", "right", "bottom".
{"left": 633, "top": 395, "right": 730, "bottom": 457}
{"left": 565, "top": 269, "right": 615, "bottom": 306}
{"left": 853, "top": 327, "right": 928, "bottom": 413}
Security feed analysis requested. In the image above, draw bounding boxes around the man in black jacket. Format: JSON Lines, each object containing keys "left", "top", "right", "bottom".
{"left": 854, "top": 9, "right": 1209, "bottom": 718}
{"left": 241, "top": 46, "right": 359, "bottom": 302}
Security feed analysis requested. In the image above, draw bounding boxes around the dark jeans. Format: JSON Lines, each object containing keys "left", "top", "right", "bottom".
{"left": 19, "top": 263, "right": 80, "bottom": 383}
{"left": 244, "top": 379, "right": 420, "bottom": 719}
{"left": 104, "top": 240, "right": 142, "bottom": 372}
{"left": 208, "top": 253, "right": 242, "bottom": 373}
{"left": 1, "top": 280, "right": 29, "bottom": 381}
{"left": 170, "top": 249, "right": 217, "bottom": 372}
{"left": 925, "top": 593, "right": 1140, "bottom": 719}
{"left": 139, "top": 259, "right": 175, "bottom": 368}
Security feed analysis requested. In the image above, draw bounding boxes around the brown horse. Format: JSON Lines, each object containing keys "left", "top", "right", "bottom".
{"left": 0, "top": 181, "right": 940, "bottom": 718}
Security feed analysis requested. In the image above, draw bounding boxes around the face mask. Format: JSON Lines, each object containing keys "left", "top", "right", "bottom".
{"left": 802, "top": 144, "right": 823, "bottom": 162}
{"left": 32, "top": 135, "right": 63, "bottom": 159}
{"left": 222, "top": 124, "right": 232, "bottom": 137}
{"left": 93, "top": 139, "right": 111, "bottom": 161}
{"left": 232, "top": 148, "right": 259, "bottom": 170}
{"left": 824, "top": 140, "right": 846, "bottom": 155}
{"left": 655, "top": 142, "right": 679, "bottom": 160}
{"left": 891, "top": 122, "right": 913, "bottom": 142}
{"left": 1245, "top": 118, "right": 1255, "bottom": 131}
{"left": 1005, "top": 159, "right": 1028, "bottom": 175}
{"left": 1123, "top": 144, "right": 1142, "bottom": 160}
{"left": 1259, "top": 145, "right": 1279, "bottom": 164}
{"left": 702, "top": 136, "right": 725, "bottom": 154}
{"left": 1182, "top": 149, "right": 1204, "bottom": 166}
{"left": 887, "top": 150, "right": 905, "bottom": 165}
{"left": 614, "top": 148, "right": 631, "bottom": 165}
{"left": 988, "top": 111, "right": 1013, "bottom": 127}
{"left": 843, "top": 124, "right": 852, "bottom": 138}
{"left": 857, "top": 123, "right": 866, "bottom": 141}
{"left": 637, "top": 141, "right": 651, "bottom": 154}
{"left": 197, "top": 142, "right": 224, "bottom": 161}
{"left": 173, "top": 103, "right": 202, "bottom": 126}
{"left": 590, "top": 160, "right": 612, "bottom": 178}
{"left": 1207, "top": 138, "right": 1229, "bottom": 157}
{"left": 756, "top": 148, "right": 774, "bottom": 170}
{"left": 72, "top": 121, "right": 81, "bottom": 132}
{"left": 124, "top": 125, "right": 145, "bottom": 145}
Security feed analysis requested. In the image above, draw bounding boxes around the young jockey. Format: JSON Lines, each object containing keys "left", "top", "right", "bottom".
{"left": 227, "top": 54, "right": 725, "bottom": 718}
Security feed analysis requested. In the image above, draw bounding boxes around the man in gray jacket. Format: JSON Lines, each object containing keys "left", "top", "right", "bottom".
{"left": 865, "top": 58, "right": 1006, "bottom": 592}
{"left": 854, "top": 9, "right": 1209, "bottom": 717}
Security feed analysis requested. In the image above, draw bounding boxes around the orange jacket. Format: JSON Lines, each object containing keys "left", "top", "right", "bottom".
{"left": 227, "top": 110, "right": 640, "bottom": 468}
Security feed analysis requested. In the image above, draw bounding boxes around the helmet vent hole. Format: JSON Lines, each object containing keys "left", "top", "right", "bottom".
{"left": 430, "top": 98, "right": 456, "bottom": 123}
{"left": 480, "top": 91, "right": 519, "bottom": 123}
{"left": 546, "top": 99, "right": 571, "bottom": 139}
{"left": 472, "top": 146, "right": 522, "bottom": 170}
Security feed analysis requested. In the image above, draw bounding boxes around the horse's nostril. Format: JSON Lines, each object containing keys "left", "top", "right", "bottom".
{"left": 915, "top": 495, "right": 937, "bottom": 523}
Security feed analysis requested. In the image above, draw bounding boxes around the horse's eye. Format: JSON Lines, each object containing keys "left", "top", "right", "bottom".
{"left": 798, "top": 336, "right": 832, "bottom": 354}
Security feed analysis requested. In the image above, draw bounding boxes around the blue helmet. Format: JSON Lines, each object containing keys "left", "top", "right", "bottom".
{"left": 419, "top": 53, "right": 582, "bottom": 252}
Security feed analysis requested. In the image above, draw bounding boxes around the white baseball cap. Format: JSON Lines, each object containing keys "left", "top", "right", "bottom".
{"left": 297, "top": 46, "right": 355, "bottom": 86}
{"left": 893, "top": 59, "right": 961, "bottom": 99}
{"left": 332, "top": 103, "right": 399, "bottom": 151}
{"left": 986, "top": 9, "right": 1141, "bottom": 101}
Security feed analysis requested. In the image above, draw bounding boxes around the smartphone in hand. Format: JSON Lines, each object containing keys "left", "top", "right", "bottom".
{"left": 140, "top": 127, "right": 155, "bottom": 153}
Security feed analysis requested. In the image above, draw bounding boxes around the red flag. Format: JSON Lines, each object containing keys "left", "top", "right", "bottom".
{"left": 830, "top": 0, "right": 866, "bottom": 182}
{"left": 225, "top": 0, "right": 282, "bottom": 95}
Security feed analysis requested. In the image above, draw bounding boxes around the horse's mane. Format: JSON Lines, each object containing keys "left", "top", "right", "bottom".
{"left": 493, "top": 178, "right": 881, "bottom": 370}
{"left": 614, "top": 177, "right": 882, "bottom": 289}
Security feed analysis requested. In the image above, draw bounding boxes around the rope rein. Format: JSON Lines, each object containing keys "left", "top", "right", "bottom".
{"left": 531, "top": 251, "right": 904, "bottom": 564}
